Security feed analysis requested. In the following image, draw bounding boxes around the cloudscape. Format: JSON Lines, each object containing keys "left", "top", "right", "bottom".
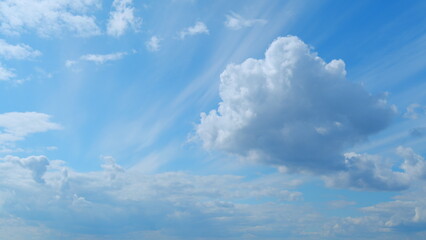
{"left": 0, "top": 0, "right": 425, "bottom": 239}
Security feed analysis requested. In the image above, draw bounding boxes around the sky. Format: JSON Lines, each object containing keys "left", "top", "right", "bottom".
{"left": 0, "top": 0, "right": 426, "bottom": 239}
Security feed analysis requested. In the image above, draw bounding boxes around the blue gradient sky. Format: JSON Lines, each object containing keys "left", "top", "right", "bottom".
{"left": 0, "top": 0, "right": 426, "bottom": 239}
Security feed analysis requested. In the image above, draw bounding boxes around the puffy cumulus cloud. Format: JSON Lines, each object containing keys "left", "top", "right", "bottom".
{"left": 0, "top": 154, "right": 310, "bottom": 239}
{"left": 179, "top": 21, "right": 209, "bottom": 39}
{"left": 0, "top": 39, "right": 41, "bottom": 60}
{"left": 4, "top": 155, "right": 49, "bottom": 183}
{"left": 0, "top": 0, "right": 101, "bottom": 37}
{"left": 324, "top": 153, "right": 406, "bottom": 191}
{"left": 107, "top": 0, "right": 142, "bottom": 37}
{"left": 80, "top": 52, "right": 127, "bottom": 64}
{"left": 225, "top": 12, "right": 267, "bottom": 30}
{"left": 196, "top": 36, "right": 395, "bottom": 173}
{"left": 323, "top": 147, "right": 426, "bottom": 191}
{"left": 0, "top": 112, "right": 61, "bottom": 144}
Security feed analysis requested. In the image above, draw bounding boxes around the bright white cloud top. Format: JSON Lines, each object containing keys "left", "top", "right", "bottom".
{"left": 197, "top": 36, "right": 394, "bottom": 173}
{"left": 107, "top": 0, "right": 141, "bottom": 37}
{"left": 0, "top": 0, "right": 425, "bottom": 239}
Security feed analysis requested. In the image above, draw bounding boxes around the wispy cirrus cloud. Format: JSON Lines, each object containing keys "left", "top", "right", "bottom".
{"left": 224, "top": 12, "right": 267, "bottom": 30}
{"left": 80, "top": 52, "right": 128, "bottom": 64}
{"left": 66, "top": 51, "right": 129, "bottom": 68}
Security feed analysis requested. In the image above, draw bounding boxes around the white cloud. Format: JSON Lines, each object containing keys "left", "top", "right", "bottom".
{"left": 329, "top": 184, "right": 426, "bottom": 237}
{"left": 65, "top": 60, "right": 77, "bottom": 68}
{"left": 0, "top": 150, "right": 425, "bottom": 239}
{"left": 397, "top": 146, "right": 426, "bottom": 178}
{"left": 403, "top": 103, "right": 425, "bottom": 119}
{"left": 326, "top": 152, "right": 406, "bottom": 191}
{"left": 80, "top": 52, "right": 127, "bottom": 64}
{"left": 225, "top": 12, "right": 267, "bottom": 30}
{"left": 100, "top": 155, "right": 124, "bottom": 180}
{"left": 0, "top": 0, "right": 101, "bottom": 37}
{"left": 0, "top": 154, "right": 307, "bottom": 238}
{"left": 107, "top": 0, "right": 142, "bottom": 37}
{"left": 196, "top": 36, "right": 395, "bottom": 174}
{"left": 0, "top": 39, "right": 41, "bottom": 59}
{"left": 0, "top": 112, "right": 61, "bottom": 144}
{"left": 0, "top": 65, "right": 15, "bottom": 81}
{"left": 179, "top": 21, "right": 209, "bottom": 39}
{"left": 323, "top": 146, "right": 426, "bottom": 191}
{"left": 6, "top": 155, "right": 50, "bottom": 183}
{"left": 146, "top": 36, "right": 161, "bottom": 52}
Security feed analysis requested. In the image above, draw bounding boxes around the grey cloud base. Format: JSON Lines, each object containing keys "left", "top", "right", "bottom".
{"left": 197, "top": 36, "right": 395, "bottom": 174}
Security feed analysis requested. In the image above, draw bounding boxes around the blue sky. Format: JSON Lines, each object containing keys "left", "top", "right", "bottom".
{"left": 0, "top": 0, "right": 426, "bottom": 239}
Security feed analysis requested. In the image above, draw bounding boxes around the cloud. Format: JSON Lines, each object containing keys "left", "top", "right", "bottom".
{"left": 107, "top": 0, "right": 142, "bottom": 37}
{"left": 0, "top": 65, "right": 15, "bottom": 81}
{"left": 65, "top": 60, "right": 77, "bottom": 68}
{"left": 396, "top": 146, "right": 426, "bottom": 178}
{"left": 80, "top": 52, "right": 127, "bottom": 64}
{"left": 331, "top": 184, "right": 426, "bottom": 237}
{"left": 403, "top": 103, "right": 425, "bottom": 120}
{"left": 224, "top": 12, "right": 267, "bottom": 30}
{"left": 323, "top": 146, "right": 426, "bottom": 191}
{"left": 179, "top": 21, "right": 209, "bottom": 39}
{"left": 101, "top": 155, "right": 124, "bottom": 180}
{"left": 6, "top": 155, "right": 50, "bottom": 183}
{"left": 0, "top": 39, "right": 41, "bottom": 59}
{"left": 0, "top": 154, "right": 306, "bottom": 238}
{"left": 0, "top": 0, "right": 101, "bottom": 37}
{"left": 0, "top": 112, "right": 61, "bottom": 144}
{"left": 146, "top": 36, "right": 161, "bottom": 52}
{"left": 325, "top": 152, "right": 407, "bottom": 191}
{"left": 196, "top": 36, "right": 395, "bottom": 174}
{"left": 0, "top": 151, "right": 424, "bottom": 239}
